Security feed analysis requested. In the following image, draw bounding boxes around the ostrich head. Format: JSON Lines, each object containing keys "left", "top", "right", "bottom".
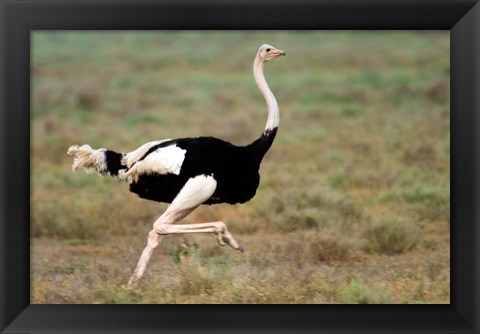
{"left": 257, "top": 44, "right": 286, "bottom": 62}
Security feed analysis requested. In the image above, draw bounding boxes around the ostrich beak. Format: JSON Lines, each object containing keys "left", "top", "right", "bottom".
{"left": 273, "top": 49, "right": 286, "bottom": 56}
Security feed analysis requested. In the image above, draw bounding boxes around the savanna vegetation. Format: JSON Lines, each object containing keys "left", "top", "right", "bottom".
{"left": 31, "top": 31, "right": 450, "bottom": 304}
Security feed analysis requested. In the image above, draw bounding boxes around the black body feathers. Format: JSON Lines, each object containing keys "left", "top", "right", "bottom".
{"left": 129, "top": 128, "right": 277, "bottom": 205}
{"left": 105, "top": 150, "right": 125, "bottom": 176}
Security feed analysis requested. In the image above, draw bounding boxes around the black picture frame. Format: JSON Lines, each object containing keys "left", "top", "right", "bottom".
{"left": 1, "top": 1, "right": 479, "bottom": 333}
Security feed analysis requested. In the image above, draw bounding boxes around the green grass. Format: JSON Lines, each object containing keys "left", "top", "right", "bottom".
{"left": 339, "top": 279, "right": 392, "bottom": 304}
{"left": 31, "top": 31, "right": 450, "bottom": 304}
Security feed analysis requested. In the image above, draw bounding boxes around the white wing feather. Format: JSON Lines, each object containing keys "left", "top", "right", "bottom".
{"left": 119, "top": 141, "right": 186, "bottom": 183}
{"left": 121, "top": 140, "right": 171, "bottom": 168}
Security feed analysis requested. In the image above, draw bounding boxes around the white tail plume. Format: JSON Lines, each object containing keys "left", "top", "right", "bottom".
{"left": 67, "top": 145, "right": 108, "bottom": 175}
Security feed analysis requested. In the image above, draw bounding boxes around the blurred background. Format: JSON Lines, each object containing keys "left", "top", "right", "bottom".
{"left": 31, "top": 31, "right": 450, "bottom": 304}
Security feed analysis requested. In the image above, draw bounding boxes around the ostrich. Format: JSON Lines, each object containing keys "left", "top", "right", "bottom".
{"left": 67, "top": 44, "right": 285, "bottom": 288}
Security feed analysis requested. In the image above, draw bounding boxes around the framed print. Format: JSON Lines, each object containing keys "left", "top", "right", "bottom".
{"left": 1, "top": 0, "right": 479, "bottom": 333}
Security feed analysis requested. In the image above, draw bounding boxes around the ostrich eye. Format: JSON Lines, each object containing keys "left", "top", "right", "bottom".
{"left": 266, "top": 48, "right": 271, "bottom": 52}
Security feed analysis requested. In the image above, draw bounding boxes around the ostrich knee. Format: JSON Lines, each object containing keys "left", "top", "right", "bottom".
{"left": 153, "top": 221, "right": 171, "bottom": 236}
{"left": 147, "top": 229, "right": 161, "bottom": 247}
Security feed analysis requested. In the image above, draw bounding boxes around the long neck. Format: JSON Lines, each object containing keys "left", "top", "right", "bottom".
{"left": 254, "top": 57, "right": 279, "bottom": 132}
{"left": 247, "top": 57, "right": 279, "bottom": 161}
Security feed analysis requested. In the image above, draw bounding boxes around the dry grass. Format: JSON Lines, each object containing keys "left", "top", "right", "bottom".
{"left": 31, "top": 31, "right": 450, "bottom": 304}
{"left": 364, "top": 218, "right": 421, "bottom": 255}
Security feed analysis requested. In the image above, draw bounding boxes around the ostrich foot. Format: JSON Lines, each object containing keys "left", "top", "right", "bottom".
{"left": 215, "top": 225, "right": 243, "bottom": 252}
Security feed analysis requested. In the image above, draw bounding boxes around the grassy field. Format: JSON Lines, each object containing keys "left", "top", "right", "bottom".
{"left": 31, "top": 31, "right": 450, "bottom": 304}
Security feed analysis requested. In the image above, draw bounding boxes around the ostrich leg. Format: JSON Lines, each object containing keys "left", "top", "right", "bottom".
{"left": 155, "top": 221, "right": 242, "bottom": 251}
{"left": 126, "top": 175, "right": 217, "bottom": 288}
{"left": 125, "top": 207, "right": 194, "bottom": 288}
